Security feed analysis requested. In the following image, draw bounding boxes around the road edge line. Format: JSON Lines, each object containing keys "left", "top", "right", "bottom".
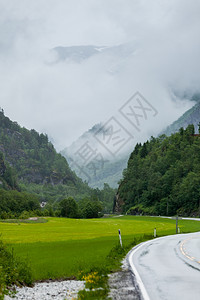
{"left": 129, "top": 241, "right": 151, "bottom": 300}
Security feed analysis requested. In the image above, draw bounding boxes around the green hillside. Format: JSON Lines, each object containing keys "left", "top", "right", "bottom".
{"left": 0, "top": 151, "right": 18, "bottom": 190}
{"left": 0, "top": 109, "right": 91, "bottom": 203}
{"left": 117, "top": 124, "right": 200, "bottom": 216}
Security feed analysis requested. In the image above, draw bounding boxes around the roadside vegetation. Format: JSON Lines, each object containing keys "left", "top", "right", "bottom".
{"left": 77, "top": 234, "right": 152, "bottom": 299}
{"left": 0, "top": 240, "right": 32, "bottom": 299}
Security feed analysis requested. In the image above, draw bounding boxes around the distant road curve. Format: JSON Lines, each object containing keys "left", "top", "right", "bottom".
{"left": 129, "top": 232, "right": 200, "bottom": 300}
{"left": 159, "top": 216, "right": 200, "bottom": 221}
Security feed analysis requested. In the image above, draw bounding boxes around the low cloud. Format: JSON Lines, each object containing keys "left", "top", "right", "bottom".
{"left": 0, "top": 0, "right": 199, "bottom": 150}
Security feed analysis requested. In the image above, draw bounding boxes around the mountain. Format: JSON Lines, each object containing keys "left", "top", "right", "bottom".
{"left": 0, "top": 109, "right": 91, "bottom": 203}
{"left": 113, "top": 93, "right": 200, "bottom": 213}
{"left": 61, "top": 91, "right": 200, "bottom": 190}
{"left": 61, "top": 123, "right": 129, "bottom": 189}
{"left": 52, "top": 45, "right": 106, "bottom": 63}
{"left": 116, "top": 124, "right": 200, "bottom": 216}
{"left": 162, "top": 93, "right": 200, "bottom": 136}
{"left": 51, "top": 42, "right": 137, "bottom": 64}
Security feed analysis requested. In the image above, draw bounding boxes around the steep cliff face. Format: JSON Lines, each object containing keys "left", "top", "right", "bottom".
{"left": 113, "top": 192, "right": 124, "bottom": 214}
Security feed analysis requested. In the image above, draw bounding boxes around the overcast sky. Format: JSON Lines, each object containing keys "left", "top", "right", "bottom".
{"left": 0, "top": 0, "right": 200, "bottom": 150}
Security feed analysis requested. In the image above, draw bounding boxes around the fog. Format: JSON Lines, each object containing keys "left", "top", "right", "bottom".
{"left": 0, "top": 0, "right": 199, "bottom": 151}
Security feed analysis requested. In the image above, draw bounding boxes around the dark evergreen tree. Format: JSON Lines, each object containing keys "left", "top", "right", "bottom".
{"left": 118, "top": 124, "right": 200, "bottom": 217}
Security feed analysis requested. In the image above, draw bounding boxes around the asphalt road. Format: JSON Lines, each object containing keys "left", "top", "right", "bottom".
{"left": 129, "top": 232, "right": 200, "bottom": 300}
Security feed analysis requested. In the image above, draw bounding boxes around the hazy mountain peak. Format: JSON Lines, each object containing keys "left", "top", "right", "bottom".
{"left": 52, "top": 45, "right": 106, "bottom": 63}
{"left": 51, "top": 42, "right": 137, "bottom": 64}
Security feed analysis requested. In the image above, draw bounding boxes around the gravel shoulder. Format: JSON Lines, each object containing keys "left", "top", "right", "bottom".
{"left": 5, "top": 280, "right": 85, "bottom": 300}
{"left": 108, "top": 256, "right": 141, "bottom": 300}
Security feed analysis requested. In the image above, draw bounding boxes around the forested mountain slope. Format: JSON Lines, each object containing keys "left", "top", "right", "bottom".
{"left": 0, "top": 151, "right": 18, "bottom": 190}
{"left": 0, "top": 109, "right": 91, "bottom": 202}
{"left": 117, "top": 124, "right": 200, "bottom": 216}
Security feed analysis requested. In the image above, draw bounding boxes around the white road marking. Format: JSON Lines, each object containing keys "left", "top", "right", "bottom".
{"left": 129, "top": 241, "right": 151, "bottom": 300}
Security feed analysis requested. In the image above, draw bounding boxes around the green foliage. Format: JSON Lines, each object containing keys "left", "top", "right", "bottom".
{"left": 0, "top": 239, "right": 32, "bottom": 299}
{"left": 118, "top": 124, "right": 200, "bottom": 216}
{"left": 78, "top": 234, "right": 153, "bottom": 299}
{"left": 58, "top": 196, "right": 103, "bottom": 219}
{"left": 91, "top": 183, "right": 116, "bottom": 213}
{"left": 0, "top": 189, "right": 40, "bottom": 218}
{"left": 78, "top": 197, "right": 103, "bottom": 218}
{"left": 0, "top": 152, "right": 18, "bottom": 190}
{"left": 78, "top": 288, "right": 108, "bottom": 300}
{"left": 0, "top": 110, "right": 117, "bottom": 214}
{"left": 60, "top": 197, "right": 78, "bottom": 218}
{"left": 0, "top": 110, "right": 92, "bottom": 203}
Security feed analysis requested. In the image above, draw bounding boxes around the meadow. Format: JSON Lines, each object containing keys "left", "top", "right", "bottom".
{"left": 0, "top": 216, "right": 199, "bottom": 281}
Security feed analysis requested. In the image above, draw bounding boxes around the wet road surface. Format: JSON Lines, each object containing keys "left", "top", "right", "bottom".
{"left": 129, "top": 232, "right": 200, "bottom": 300}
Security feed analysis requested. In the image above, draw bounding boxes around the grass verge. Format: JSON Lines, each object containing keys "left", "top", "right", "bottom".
{"left": 77, "top": 234, "right": 153, "bottom": 299}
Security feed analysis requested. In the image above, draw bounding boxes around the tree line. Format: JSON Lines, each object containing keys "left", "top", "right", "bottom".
{"left": 118, "top": 124, "right": 200, "bottom": 216}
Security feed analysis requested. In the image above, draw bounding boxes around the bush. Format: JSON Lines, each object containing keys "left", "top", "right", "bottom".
{"left": 59, "top": 197, "right": 78, "bottom": 218}
{"left": 0, "top": 240, "right": 32, "bottom": 299}
{"left": 19, "top": 210, "right": 30, "bottom": 219}
{"left": 78, "top": 198, "right": 103, "bottom": 219}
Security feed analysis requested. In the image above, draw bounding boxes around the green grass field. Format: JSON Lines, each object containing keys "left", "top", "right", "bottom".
{"left": 0, "top": 216, "right": 199, "bottom": 280}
